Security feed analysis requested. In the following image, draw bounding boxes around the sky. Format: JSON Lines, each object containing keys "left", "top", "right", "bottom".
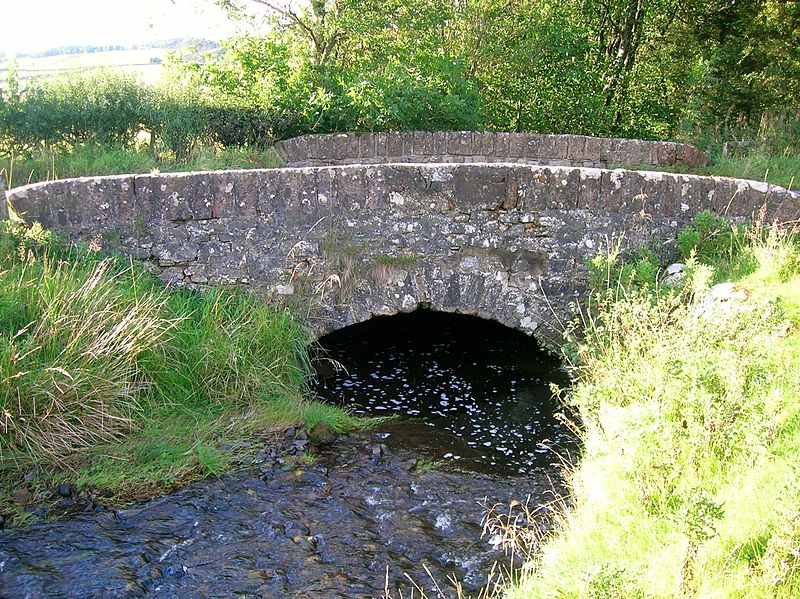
{"left": 1, "top": 0, "right": 239, "bottom": 56}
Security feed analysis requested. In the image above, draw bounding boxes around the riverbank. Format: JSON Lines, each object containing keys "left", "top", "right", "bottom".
{"left": 0, "top": 221, "right": 363, "bottom": 527}
{"left": 510, "top": 216, "right": 800, "bottom": 597}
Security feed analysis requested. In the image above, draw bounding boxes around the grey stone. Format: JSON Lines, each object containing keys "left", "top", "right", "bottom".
{"left": 7, "top": 141, "right": 793, "bottom": 349}
{"left": 0, "top": 174, "right": 8, "bottom": 221}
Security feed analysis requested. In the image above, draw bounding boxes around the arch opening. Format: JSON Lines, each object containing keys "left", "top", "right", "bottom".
{"left": 313, "top": 307, "right": 576, "bottom": 475}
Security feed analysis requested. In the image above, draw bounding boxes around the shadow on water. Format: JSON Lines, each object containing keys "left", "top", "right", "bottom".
{"left": 314, "top": 309, "right": 577, "bottom": 476}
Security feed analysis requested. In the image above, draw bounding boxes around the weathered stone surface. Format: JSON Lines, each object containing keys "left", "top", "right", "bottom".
{"left": 8, "top": 161, "right": 797, "bottom": 345}
{"left": 0, "top": 175, "right": 8, "bottom": 221}
{"left": 275, "top": 132, "right": 711, "bottom": 170}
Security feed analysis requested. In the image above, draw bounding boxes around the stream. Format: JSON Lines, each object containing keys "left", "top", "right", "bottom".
{"left": 0, "top": 310, "right": 577, "bottom": 598}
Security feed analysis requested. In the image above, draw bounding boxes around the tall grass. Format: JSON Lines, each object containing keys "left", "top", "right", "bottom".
{"left": 0, "top": 221, "right": 360, "bottom": 515}
{"left": 0, "top": 255, "right": 176, "bottom": 461}
{"left": 507, "top": 219, "right": 800, "bottom": 597}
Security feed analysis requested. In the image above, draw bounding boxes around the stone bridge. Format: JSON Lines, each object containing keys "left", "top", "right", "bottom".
{"left": 6, "top": 132, "right": 798, "bottom": 343}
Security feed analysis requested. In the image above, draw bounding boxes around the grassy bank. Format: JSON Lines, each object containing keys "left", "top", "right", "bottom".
{"left": 0, "top": 222, "right": 360, "bottom": 526}
{"left": 689, "top": 153, "right": 799, "bottom": 190}
{"left": 1, "top": 143, "right": 283, "bottom": 189}
{"left": 509, "top": 216, "right": 800, "bottom": 597}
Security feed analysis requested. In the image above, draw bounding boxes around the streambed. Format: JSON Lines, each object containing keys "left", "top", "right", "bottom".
{"left": 1, "top": 311, "right": 576, "bottom": 598}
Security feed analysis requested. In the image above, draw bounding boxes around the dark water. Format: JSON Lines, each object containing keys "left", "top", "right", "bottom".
{"left": 314, "top": 309, "right": 575, "bottom": 476}
{"left": 0, "top": 311, "right": 577, "bottom": 598}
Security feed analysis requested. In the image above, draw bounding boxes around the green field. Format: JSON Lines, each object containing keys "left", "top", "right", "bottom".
{"left": 0, "top": 48, "right": 170, "bottom": 86}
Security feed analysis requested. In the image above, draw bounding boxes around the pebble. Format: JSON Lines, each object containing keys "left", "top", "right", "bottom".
{"left": 165, "top": 564, "right": 185, "bottom": 578}
{"left": 57, "top": 484, "right": 72, "bottom": 498}
{"left": 284, "top": 522, "right": 310, "bottom": 538}
{"left": 23, "top": 469, "right": 37, "bottom": 483}
{"left": 12, "top": 487, "right": 31, "bottom": 504}
{"left": 309, "top": 422, "right": 337, "bottom": 445}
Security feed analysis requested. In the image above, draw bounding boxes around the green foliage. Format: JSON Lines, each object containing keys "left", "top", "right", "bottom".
{"left": 510, "top": 221, "right": 800, "bottom": 598}
{"left": 0, "top": 221, "right": 359, "bottom": 516}
{"left": 677, "top": 210, "right": 757, "bottom": 282}
{"left": 0, "top": 70, "right": 282, "bottom": 163}
{"left": 676, "top": 210, "right": 733, "bottom": 262}
{"left": 687, "top": 150, "right": 800, "bottom": 190}
{"left": 372, "top": 253, "right": 417, "bottom": 268}
{"left": 1, "top": 0, "right": 798, "bottom": 155}
{"left": 586, "top": 239, "right": 662, "bottom": 295}
{"left": 464, "top": 1, "right": 609, "bottom": 134}
{"left": 583, "top": 564, "right": 647, "bottom": 599}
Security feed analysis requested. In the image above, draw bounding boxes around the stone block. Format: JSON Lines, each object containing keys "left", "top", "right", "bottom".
{"left": 305, "top": 135, "right": 321, "bottom": 159}
{"left": 400, "top": 131, "right": 416, "bottom": 155}
{"left": 335, "top": 134, "right": 359, "bottom": 162}
{"left": 598, "top": 169, "right": 635, "bottom": 213}
{"left": 357, "top": 133, "right": 376, "bottom": 160}
{"left": 583, "top": 137, "right": 602, "bottom": 162}
{"left": 413, "top": 131, "right": 435, "bottom": 156}
{"left": 317, "top": 135, "right": 334, "bottom": 160}
{"left": 452, "top": 165, "right": 510, "bottom": 211}
{"left": 576, "top": 169, "right": 603, "bottom": 210}
{"left": 333, "top": 167, "right": 367, "bottom": 209}
{"left": 253, "top": 169, "right": 283, "bottom": 217}
{"left": 494, "top": 132, "right": 510, "bottom": 158}
{"left": 386, "top": 133, "right": 404, "bottom": 157}
{"left": 566, "top": 136, "right": 587, "bottom": 161}
{"left": 523, "top": 136, "right": 543, "bottom": 159}
{"left": 552, "top": 135, "right": 569, "bottom": 159}
{"left": 507, "top": 133, "right": 525, "bottom": 158}
{"left": 375, "top": 132, "right": 388, "bottom": 157}
{"left": 447, "top": 131, "right": 473, "bottom": 155}
{"left": 433, "top": 131, "right": 449, "bottom": 155}
{"left": 272, "top": 137, "right": 290, "bottom": 163}
{"left": 632, "top": 140, "right": 651, "bottom": 165}
{"left": 473, "top": 131, "right": 495, "bottom": 156}
{"left": 154, "top": 239, "right": 199, "bottom": 266}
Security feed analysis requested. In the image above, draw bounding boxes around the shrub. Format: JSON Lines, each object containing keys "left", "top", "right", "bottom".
{"left": 0, "top": 254, "right": 176, "bottom": 461}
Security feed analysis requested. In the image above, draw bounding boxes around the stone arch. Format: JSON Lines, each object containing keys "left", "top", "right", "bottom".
{"left": 309, "top": 259, "right": 564, "bottom": 346}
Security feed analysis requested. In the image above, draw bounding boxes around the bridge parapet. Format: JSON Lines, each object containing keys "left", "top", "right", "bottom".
{"left": 273, "top": 131, "right": 710, "bottom": 170}
{"left": 8, "top": 163, "right": 797, "bottom": 341}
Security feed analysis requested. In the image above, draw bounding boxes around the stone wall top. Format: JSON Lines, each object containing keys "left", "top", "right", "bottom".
{"left": 272, "top": 131, "right": 711, "bottom": 170}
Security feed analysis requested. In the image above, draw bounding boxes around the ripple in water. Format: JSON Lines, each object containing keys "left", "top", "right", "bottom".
{"left": 314, "top": 309, "right": 576, "bottom": 475}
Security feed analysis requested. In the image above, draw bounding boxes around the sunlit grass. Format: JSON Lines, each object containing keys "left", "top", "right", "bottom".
{"left": 0, "top": 143, "right": 284, "bottom": 189}
{"left": 507, "top": 221, "right": 800, "bottom": 598}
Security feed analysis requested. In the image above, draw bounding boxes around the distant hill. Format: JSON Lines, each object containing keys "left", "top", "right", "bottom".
{"left": 15, "top": 38, "right": 219, "bottom": 59}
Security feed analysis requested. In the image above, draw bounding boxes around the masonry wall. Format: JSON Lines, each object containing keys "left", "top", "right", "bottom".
{"left": 8, "top": 164, "right": 797, "bottom": 341}
{"left": 0, "top": 176, "right": 8, "bottom": 221}
{"left": 273, "top": 132, "right": 711, "bottom": 170}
